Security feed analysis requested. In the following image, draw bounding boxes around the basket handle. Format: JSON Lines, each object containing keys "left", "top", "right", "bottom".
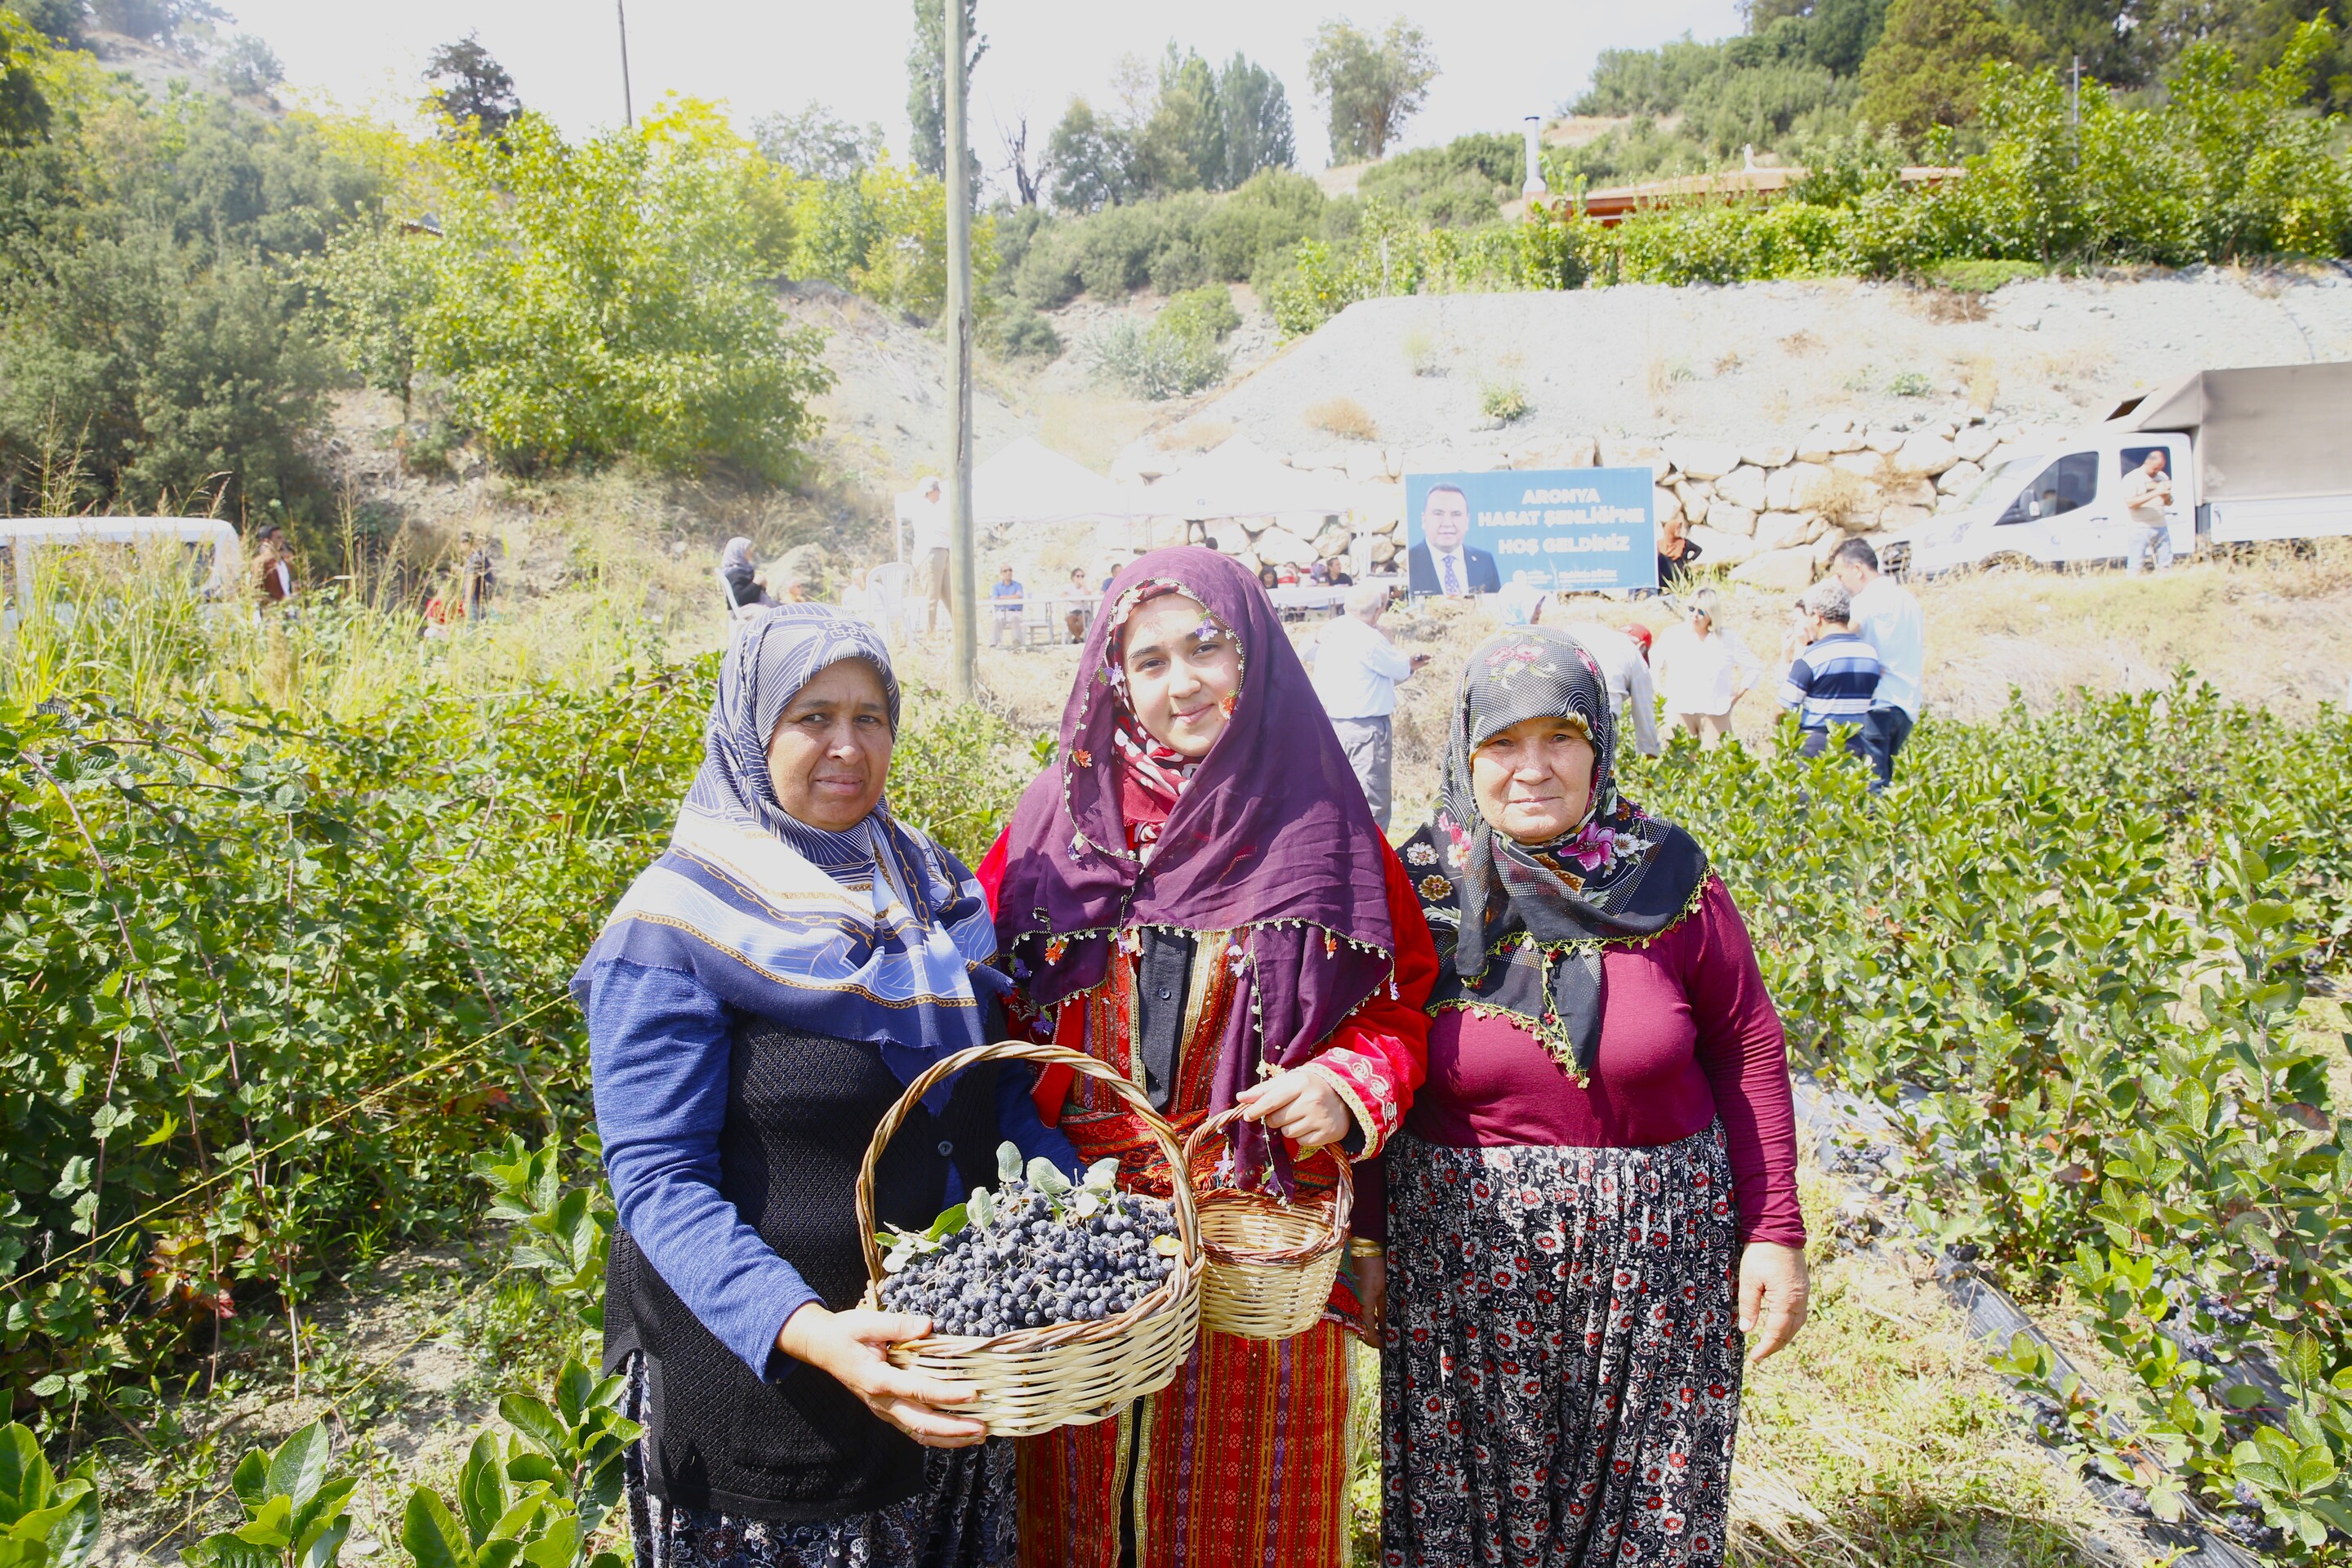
{"left": 1178, "top": 1103, "right": 1356, "bottom": 1243}
{"left": 854, "top": 1039, "right": 1204, "bottom": 1288}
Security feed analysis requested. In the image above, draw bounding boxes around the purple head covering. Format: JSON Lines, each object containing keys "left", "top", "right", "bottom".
{"left": 994, "top": 546, "right": 1396, "bottom": 1183}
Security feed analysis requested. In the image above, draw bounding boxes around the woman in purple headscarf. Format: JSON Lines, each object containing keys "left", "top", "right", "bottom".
{"left": 973, "top": 546, "right": 1436, "bottom": 1568}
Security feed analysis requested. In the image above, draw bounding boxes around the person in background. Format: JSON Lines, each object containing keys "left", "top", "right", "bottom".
{"left": 1780, "top": 579, "right": 1881, "bottom": 761}
{"left": 1276, "top": 560, "right": 1301, "bottom": 587}
{"left": 981, "top": 548, "right": 1434, "bottom": 1568}
{"left": 1558, "top": 617, "right": 1663, "bottom": 759}
{"left": 1308, "top": 580, "right": 1433, "bottom": 830}
{"left": 1309, "top": 559, "right": 1331, "bottom": 586}
{"left": 580, "top": 608, "right": 1076, "bottom": 1568}
{"left": 1406, "top": 484, "right": 1499, "bottom": 597}
{"left": 988, "top": 564, "right": 1026, "bottom": 647}
{"left": 1651, "top": 587, "right": 1763, "bottom": 750}
{"left": 1656, "top": 511, "right": 1703, "bottom": 592}
{"left": 252, "top": 528, "right": 295, "bottom": 605}
{"left": 1062, "top": 565, "right": 1093, "bottom": 644}
{"left": 1384, "top": 627, "right": 1806, "bottom": 1568}
{"left": 1256, "top": 560, "right": 1281, "bottom": 592}
{"left": 720, "top": 537, "right": 770, "bottom": 613}
{"left": 463, "top": 532, "right": 496, "bottom": 621}
{"left": 910, "top": 477, "right": 951, "bottom": 638}
{"left": 2123, "top": 448, "right": 2174, "bottom": 575}
{"left": 1830, "top": 539, "right": 1923, "bottom": 789}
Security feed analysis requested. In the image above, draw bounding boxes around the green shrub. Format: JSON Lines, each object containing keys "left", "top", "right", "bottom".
{"left": 1477, "top": 377, "right": 1530, "bottom": 422}
{"left": 1079, "top": 314, "right": 1229, "bottom": 399}
{"left": 1630, "top": 680, "right": 2352, "bottom": 1557}
{"left": 1158, "top": 283, "right": 1241, "bottom": 342}
{"left": 1920, "top": 256, "right": 2042, "bottom": 290}
{"left": 987, "top": 304, "right": 1063, "bottom": 361}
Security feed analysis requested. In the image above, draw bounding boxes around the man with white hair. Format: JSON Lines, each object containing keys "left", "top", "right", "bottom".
{"left": 1558, "top": 618, "right": 1664, "bottom": 759}
{"left": 1307, "top": 582, "right": 1430, "bottom": 829}
{"left": 902, "top": 476, "right": 950, "bottom": 638}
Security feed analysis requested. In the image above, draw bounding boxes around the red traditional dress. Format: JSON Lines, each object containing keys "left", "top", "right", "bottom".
{"left": 978, "top": 832, "right": 1434, "bottom": 1568}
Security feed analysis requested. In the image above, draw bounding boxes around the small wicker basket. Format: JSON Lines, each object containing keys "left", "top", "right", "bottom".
{"left": 1181, "top": 1105, "right": 1353, "bottom": 1342}
{"left": 854, "top": 1040, "right": 1204, "bottom": 1438}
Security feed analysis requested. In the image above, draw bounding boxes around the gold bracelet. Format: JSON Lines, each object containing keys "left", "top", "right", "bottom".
{"left": 1348, "top": 1239, "right": 1387, "bottom": 1258}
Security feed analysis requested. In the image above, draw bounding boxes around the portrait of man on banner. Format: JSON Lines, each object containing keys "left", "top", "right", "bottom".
{"left": 1406, "top": 483, "right": 1501, "bottom": 596}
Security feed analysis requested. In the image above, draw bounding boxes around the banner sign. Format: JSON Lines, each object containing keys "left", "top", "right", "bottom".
{"left": 1402, "top": 468, "right": 1658, "bottom": 595}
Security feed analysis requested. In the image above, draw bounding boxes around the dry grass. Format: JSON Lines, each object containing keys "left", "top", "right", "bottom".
{"left": 1809, "top": 469, "right": 1878, "bottom": 532}
{"left": 1154, "top": 418, "right": 1238, "bottom": 454}
{"left": 1306, "top": 397, "right": 1381, "bottom": 442}
{"left": 1779, "top": 328, "right": 1825, "bottom": 356}
{"left": 1915, "top": 287, "right": 1992, "bottom": 324}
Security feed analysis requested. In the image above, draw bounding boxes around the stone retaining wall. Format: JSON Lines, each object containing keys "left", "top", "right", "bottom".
{"left": 1224, "top": 415, "right": 2057, "bottom": 593}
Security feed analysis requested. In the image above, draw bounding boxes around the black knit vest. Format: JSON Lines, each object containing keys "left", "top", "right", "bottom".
{"left": 603, "top": 1022, "right": 1000, "bottom": 1521}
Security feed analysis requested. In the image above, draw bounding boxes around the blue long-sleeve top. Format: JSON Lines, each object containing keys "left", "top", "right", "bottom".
{"left": 587, "top": 957, "right": 1079, "bottom": 1379}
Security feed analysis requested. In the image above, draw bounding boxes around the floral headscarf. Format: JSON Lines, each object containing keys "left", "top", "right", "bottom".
{"left": 1400, "top": 627, "right": 1708, "bottom": 1081}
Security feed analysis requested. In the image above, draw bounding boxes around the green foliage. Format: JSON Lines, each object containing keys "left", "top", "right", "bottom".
{"left": 1004, "top": 169, "right": 1325, "bottom": 310}
{"left": 182, "top": 1421, "right": 353, "bottom": 1568}
{"left": 422, "top": 34, "right": 519, "bottom": 141}
{"left": 0, "top": 60, "right": 379, "bottom": 523}
{"left": 0, "top": 1422, "right": 99, "bottom": 1568}
{"left": 398, "top": 1362, "right": 636, "bottom": 1568}
{"left": 1356, "top": 132, "right": 1521, "bottom": 228}
{"left": 1041, "top": 50, "right": 1295, "bottom": 213}
{"left": 1307, "top": 17, "right": 1439, "bottom": 163}
{"left": 0, "top": 11, "right": 49, "bottom": 144}
{"left": 324, "top": 102, "right": 832, "bottom": 482}
{"left": 903, "top": 0, "right": 982, "bottom": 185}
{"left": 1631, "top": 679, "right": 2352, "bottom": 1561}
{"left": 1264, "top": 200, "right": 1588, "bottom": 336}
{"left": 1477, "top": 377, "right": 1530, "bottom": 422}
{"left": 473, "top": 1136, "right": 611, "bottom": 1345}
{"left": 1077, "top": 281, "right": 1241, "bottom": 399}
{"left": 1858, "top": 0, "right": 2042, "bottom": 134}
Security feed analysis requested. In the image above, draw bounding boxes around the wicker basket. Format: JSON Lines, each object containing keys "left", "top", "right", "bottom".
{"left": 1180, "top": 1105, "right": 1352, "bottom": 1341}
{"left": 854, "top": 1040, "right": 1204, "bottom": 1437}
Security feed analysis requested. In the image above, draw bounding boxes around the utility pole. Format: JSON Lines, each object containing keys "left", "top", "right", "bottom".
{"left": 944, "top": 0, "right": 978, "bottom": 697}
{"left": 617, "top": 0, "right": 635, "bottom": 128}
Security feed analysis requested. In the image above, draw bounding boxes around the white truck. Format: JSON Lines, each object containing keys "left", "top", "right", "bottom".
{"left": 1880, "top": 360, "right": 2352, "bottom": 577}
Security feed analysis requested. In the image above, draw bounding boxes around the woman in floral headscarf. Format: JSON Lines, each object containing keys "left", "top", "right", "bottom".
{"left": 1382, "top": 626, "right": 1808, "bottom": 1568}
{"left": 977, "top": 546, "right": 1436, "bottom": 1568}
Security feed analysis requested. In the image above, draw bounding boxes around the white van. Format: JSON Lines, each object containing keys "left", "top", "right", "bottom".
{"left": 1890, "top": 432, "right": 2195, "bottom": 576}
{"left": 1882, "top": 361, "right": 2352, "bottom": 577}
{"left": 0, "top": 516, "right": 244, "bottom": 632}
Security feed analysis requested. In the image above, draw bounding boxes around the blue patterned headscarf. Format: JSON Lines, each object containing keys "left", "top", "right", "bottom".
{"left": 572, "top": 606, "right": 1003, "bottom": 1109}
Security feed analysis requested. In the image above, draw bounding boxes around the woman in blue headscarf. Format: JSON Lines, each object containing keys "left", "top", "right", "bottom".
{"left": 577, "top": 605, "right": 1075, "bottom": 1568}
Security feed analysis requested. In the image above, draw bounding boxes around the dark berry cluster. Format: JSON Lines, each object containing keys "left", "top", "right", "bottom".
{"left": 877, "top": 1146, "right": 1180, "bottom": 1339}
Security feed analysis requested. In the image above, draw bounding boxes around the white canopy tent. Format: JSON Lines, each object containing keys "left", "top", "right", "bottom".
{"left": 971, "top": 436, "right": 1159, "bottom": 528}
{"left": 1137, "top": 437, "right": 1361, "bottom": 520}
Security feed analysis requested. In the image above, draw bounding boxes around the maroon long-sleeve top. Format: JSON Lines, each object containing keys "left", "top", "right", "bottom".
{"left": 1405, "top": 876, "right": 1806, "bottom": 1249}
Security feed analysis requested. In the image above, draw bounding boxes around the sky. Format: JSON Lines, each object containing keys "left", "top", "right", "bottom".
{"left": 231, "top": 0, "right": 1747, "bottom": 189}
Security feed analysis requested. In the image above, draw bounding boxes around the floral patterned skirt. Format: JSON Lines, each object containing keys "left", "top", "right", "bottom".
{"left": 621, "top": 1354, "right": 1018, "bottom": 1568}
{"left": 1381, "top": 1126, "right": 1744, "bottom": 1568}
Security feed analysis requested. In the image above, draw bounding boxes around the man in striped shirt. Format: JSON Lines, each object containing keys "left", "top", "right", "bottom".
{"left": 1780, "top": 579, "right": 1881, "bottom": 761}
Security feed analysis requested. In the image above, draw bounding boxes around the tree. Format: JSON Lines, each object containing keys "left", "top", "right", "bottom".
{"left": 1744, "top": 0, "right": 1891, "bottom": 77}
{"left": 1216, "top": 54, "right": 1296, "bottom": 185}
{"left": 1046, "top": 97, "right": 1133, "bottom": 212}
{"left": 423, "top": 33, "right": 520, "bottom": 140}
{"left": 2012, "top": 0, "right": 2145, "bottom": 82}
{"left": 1133, "top": 45, "right": 1220, "bottom": 194}
{"left": 0, "top": 10, "right": 51, "bottom": 144}
{"left": 87, "top": 0, "right": 221, "bottom": 42}
{"left": 9, "top": 0, "right": 86, "bottom": 46}
{"left": 752, "top": 101, "right": 882, "bottom": 183}
{"left": 1308, "top": 18, "right": 1438, "bottom": 163}
{"left": 1000, "top": 114, "right": 1041, "bottom": 206}
{"left": 906, "top": 0, "right": 985, "bottom": 182}
{"left": 1858, "top": 0, "right": 2040, "bottom": 132}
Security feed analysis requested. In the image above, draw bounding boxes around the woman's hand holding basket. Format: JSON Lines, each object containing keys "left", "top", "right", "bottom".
{"left": 777, "top": 1303, "right": 987, "bottom": 1448}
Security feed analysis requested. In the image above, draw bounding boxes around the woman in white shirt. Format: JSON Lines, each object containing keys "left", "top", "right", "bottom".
{"left": 1649, "top": 588, "right": 1762, "bottom": 749}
